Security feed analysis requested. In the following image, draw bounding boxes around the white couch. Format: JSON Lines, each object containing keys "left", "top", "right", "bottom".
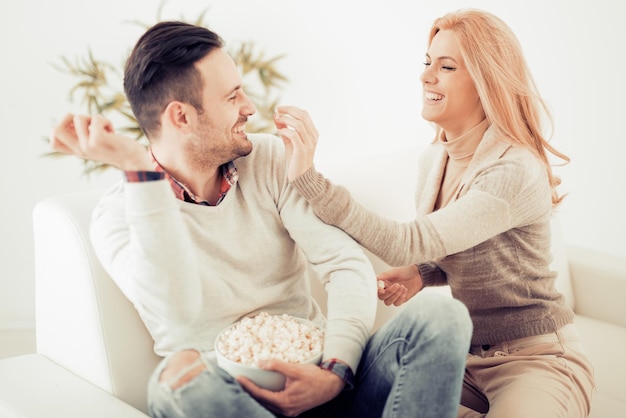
{"left": 1, "top": 151, "right": 625, "bottom": 417}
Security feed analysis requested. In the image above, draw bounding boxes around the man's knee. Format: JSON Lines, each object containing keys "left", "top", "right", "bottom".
{"left": 430, "top": 295, "right": 472, "bottom": 338}
{"left": 404, "top": 293, "right": 472, "bottom": 343}
{"left": 159, "top": 349, "right": 207, "bottom": 390}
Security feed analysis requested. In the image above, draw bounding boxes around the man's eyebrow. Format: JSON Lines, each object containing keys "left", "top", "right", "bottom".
{"left": 223, "top": 85, "right": 242, "bottom": 99}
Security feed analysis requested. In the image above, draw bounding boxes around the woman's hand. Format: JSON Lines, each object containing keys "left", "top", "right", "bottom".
{"left": 377, "top": 264, "right": 424, "bottom": 306}
{"left": 273, "top": 106, "right": 319, "bottom": 182}
{"left": 237, "top": 359, "right": 344, "bottom": 417}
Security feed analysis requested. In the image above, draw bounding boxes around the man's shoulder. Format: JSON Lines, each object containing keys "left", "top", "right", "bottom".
{"left": 238, "top": 133, "right": 286, "bottom": 169}
{"left": 248, "top": 133, "right": 284, "bottom": 155}
{"left": 235, "top": 133, "right": 290, "bottom": 197}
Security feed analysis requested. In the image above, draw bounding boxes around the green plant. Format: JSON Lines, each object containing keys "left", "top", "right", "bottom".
{"left": 46, "top": 6, "right": 288, "bottom": 175}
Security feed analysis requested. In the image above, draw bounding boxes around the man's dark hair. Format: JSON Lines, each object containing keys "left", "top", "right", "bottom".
{"left": 123, "top": 21, "right": 224, "bottom": 138}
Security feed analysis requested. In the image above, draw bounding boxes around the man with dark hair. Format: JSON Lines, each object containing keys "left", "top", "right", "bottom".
{"left": 124, "top": 21, "right": 220, "bottom": 138}
{"left": 50, "top": 21, "right": 472, "bottom": 418}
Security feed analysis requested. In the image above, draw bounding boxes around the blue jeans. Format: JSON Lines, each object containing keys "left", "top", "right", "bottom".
{"left": 148, "top": 292, "right": 472, "bottom": 418}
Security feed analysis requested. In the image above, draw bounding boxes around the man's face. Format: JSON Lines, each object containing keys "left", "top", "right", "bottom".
{"left": 185, "top": 48, "right": 256, "bottom": 171}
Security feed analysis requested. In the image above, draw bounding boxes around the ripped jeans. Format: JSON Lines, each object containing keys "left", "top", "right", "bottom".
{"left": 148, "top": 292, "right": 472, "bottom": 418}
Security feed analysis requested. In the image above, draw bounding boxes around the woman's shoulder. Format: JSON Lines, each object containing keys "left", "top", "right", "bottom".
{"left": 418, "top": 141, "right": 446, "bottom": 168}
{"left": 477, "top": 127, "right": 544, "bottom": 171}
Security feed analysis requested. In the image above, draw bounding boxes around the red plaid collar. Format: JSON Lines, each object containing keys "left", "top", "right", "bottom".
{"left": 153, "top": 159, "right": 238, "bottom": 206}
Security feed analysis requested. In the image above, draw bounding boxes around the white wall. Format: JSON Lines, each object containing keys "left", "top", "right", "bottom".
{"left": 1, "top": 0, "right": 624, "bottom": 332}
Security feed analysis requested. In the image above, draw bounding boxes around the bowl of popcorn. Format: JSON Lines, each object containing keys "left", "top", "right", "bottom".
{"left": 215, "top": 312, "right": 324, "bottom": 391}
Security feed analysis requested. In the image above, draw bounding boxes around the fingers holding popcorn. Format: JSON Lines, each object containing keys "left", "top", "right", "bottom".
{"left": 273, "top": 106, "right": 319, "bottom": 182}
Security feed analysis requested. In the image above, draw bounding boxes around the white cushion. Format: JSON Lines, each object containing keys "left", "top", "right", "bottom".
{"left": 0, "top": 354, "right": 148, "bottom": 418}
{"left": 550, "top": 217, "right": 575, "bottom": 309}
{"left": 33, "top": 192, "right": 160, "bottom": 413}
{"left": 575, "top": 315, "right": 626, "bottom": 418}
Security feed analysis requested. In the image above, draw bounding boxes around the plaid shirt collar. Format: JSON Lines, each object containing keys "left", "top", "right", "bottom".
{"left": 153, "top": 157, "right": 238, "bottom": 206}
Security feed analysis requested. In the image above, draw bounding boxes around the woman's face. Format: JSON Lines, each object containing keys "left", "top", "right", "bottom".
{"left": 420, "top": 29, "right": 485, "bottom": 139}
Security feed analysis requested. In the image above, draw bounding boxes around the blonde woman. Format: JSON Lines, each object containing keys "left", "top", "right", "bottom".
{"left": 276, "top": 9, "right": 595, "bottom": 418}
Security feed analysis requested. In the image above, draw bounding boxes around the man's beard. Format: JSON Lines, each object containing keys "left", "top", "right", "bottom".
{"left": 186, "top": 119, "right": 252, "bottom": 171}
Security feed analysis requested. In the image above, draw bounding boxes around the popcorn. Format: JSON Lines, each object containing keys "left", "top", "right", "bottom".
{"left": 377, "top": 280, "right": 386, "bottom": 290}
{"left": 216, "top": 312, "right": 324, "bottom": 367}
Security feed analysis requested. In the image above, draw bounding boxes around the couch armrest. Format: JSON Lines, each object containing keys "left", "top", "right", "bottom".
{"left": 33, "top": 192, "right": 161, "bottom": 413}
{"left": 0, "top": 354, "right": 148, "bottom": 418}
{"left": 567, "top": 245, "right": 626, "bottom": 328}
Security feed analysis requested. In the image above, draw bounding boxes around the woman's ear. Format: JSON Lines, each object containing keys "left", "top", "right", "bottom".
{"left": 162, "top": 101, "right": 196, "bottom": 133}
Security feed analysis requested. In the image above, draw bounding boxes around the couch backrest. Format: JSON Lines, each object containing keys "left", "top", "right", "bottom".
{"left": 550, "top": 215, "right": 575, "bottom": 309}
{"left": 33, "top": 191, "right": 160, "bottom": 414}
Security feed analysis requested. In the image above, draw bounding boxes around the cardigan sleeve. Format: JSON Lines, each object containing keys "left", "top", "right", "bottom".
{"left": 418, "top": 262, "right": 448, "bottom": 287}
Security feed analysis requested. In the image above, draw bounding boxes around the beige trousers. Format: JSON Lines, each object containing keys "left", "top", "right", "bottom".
{"left": 458, "top": 324, "right": 595, "bottom": 418}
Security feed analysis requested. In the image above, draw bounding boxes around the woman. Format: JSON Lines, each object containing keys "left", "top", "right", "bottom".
{"left": 275, "top": 8, "right": 595, "bottom": 418}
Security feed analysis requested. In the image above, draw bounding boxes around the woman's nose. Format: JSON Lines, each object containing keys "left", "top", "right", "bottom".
{"left": 420, "top": 66, "right": 434, "bottom": 84}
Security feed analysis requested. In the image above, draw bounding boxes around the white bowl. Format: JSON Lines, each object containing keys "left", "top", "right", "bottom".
{"left": 214, "top": 313, "right": 324, "bottom": 391}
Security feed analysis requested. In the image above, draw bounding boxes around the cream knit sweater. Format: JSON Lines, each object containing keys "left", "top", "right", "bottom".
{"left": 90, "top": 134, "right": 377, "bottom": 371}
{"left": 292, "top": 126, "right": 574, "bottom": 345}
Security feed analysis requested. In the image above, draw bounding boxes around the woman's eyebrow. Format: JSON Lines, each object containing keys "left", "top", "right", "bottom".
{"left": 425, "top": 53, "right": 459, "bottom": 63}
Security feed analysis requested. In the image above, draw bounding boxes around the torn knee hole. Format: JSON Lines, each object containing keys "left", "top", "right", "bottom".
{"left": 160, "top": 349, "right": 207, "bottom": 390}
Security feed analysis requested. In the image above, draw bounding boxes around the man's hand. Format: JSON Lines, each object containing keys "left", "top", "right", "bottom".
{"left": 50, "top": 113, "right": 153, "bottom": 171}
{"left": 237, "top": 359, "right": 345, "bottom": 417}
{"left": 273, "top": 106, "right": 319, "bottom": 182}
{"left": 377, "top": 264, "right": 424, "bottom": 306}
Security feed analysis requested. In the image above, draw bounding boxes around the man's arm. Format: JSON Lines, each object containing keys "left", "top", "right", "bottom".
{"left": 278, "top": 183, "right": 377, "bottom": 370}
{"left": 235, "top": 132, "right": 376, "bottom": 415}
{"left": 90, "top": 180, "right": 203, "bottom": 329}
{"left": 51, "top": 114, "right": 203, "bottom": 331}
{"left": 272, "top": 108, "right": 377, "bottom": 371}
{"left": 50, "top": 114, "right": 153, "bottom": 171}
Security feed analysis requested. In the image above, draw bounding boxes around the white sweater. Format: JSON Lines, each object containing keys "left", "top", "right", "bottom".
{"left": 90, "top": 134, "right": 377, "bottom": 371}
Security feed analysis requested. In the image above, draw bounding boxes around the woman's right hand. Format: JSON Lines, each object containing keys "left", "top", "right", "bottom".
{"left": 273, "top": 106, "right": 319, "bottom": 182}
{"left": 377, "top": 264, "right": 424, "bottom": 306}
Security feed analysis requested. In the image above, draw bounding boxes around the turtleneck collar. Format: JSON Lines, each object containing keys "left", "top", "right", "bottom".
{"left": 438, "top": 119, "right": 490, "bottom": 167}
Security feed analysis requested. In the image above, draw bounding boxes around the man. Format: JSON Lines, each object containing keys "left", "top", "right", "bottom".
{"left": 50, "top": 21, "right": 471, "bottom": 418}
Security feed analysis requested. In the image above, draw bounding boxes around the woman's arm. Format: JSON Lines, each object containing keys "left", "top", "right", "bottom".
{"left": 291, "top": 157, "right": 549, "bottom": 267}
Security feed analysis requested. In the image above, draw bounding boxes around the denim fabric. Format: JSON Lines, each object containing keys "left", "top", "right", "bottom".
{"left": 345, "top": 292, "right": 472, "bottom": 418}
{"left": 148, "top": 292, "right": 472, "bottom": 418}
{"left": 148, "top": 355, "right": 275, "bottom": 418}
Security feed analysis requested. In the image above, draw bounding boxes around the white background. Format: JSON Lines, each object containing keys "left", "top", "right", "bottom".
{"left": 1, "top": 0, "right": 625, "bottom": 332}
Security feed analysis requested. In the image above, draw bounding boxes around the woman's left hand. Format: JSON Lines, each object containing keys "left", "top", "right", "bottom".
{"left": 377, "top": 264, "right": 424, "bottom": 306}
{"left": 274, "top": 106, "right": 319, "bottom": 182}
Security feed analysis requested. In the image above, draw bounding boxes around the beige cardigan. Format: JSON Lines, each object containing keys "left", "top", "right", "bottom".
{"left": 292, "top": 126, "right": 574, "bottom": 345}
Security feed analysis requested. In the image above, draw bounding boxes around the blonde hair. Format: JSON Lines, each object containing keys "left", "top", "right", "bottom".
{"left": 429, "top": 9, "right": 568, "bottom": 205}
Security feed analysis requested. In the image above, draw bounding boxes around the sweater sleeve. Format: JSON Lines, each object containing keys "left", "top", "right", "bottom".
{"left": 291, "top": 153, "right": 551, "bottom": 268}
{"left": 283, "top": 198, "right": 377, "bottom": 372}
{"left": 264, "top": 140, "right": 377, "bottom": 373}
{"left": 418, "top": 262, "right": 448, "bottom": 287}
{"left": 90, "top": 180, "right": 202, "bottom": 333}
